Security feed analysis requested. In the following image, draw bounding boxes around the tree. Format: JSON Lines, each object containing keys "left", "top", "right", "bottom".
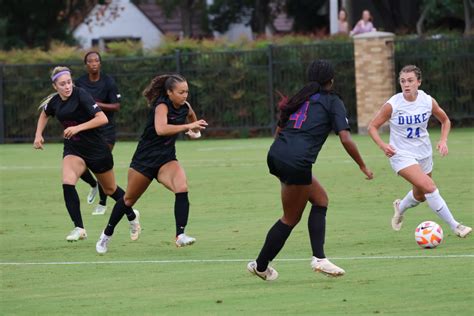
{"left": 372, "top": 0, "right": 408, "bottom": 33}
{"left": 463, "top": 0, "right": 472, "bottom": 36}
{"left": 0, "top": 0, "right": 97, "bottom": 50}
{"left": 208, "top": 0, "right": 284, "bottom": 34}
{"left": 416, "top": 0, "right": 467, "bottom": 36}
{"left": 284, "top": 0, "right": 328, "bottom": 33}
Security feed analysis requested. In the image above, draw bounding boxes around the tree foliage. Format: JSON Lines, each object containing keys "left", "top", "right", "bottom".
{"left": 0, "top": 0, "right": 97, "bottom": 50}
{"left": 208, "top": 0, "right": 284, "bottom": 34}
{"left": 284, "top": 0, "right": 328, "bottom": 33}
{"left": 417, "top": 0, "right": 469, "bottom": 36}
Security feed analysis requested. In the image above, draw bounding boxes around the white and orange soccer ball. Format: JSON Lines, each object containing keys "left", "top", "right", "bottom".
{"left": 415, "top": 221, "right": 443, "bottom": 249}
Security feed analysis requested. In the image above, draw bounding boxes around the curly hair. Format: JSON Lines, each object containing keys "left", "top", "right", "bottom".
{"left": 142, "top": 74, "right": 186, "bottom": 106}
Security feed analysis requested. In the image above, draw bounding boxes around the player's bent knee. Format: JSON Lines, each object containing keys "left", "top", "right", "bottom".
{"left": 173, "top": 184, "right": 188, "bottom": 193}
{"left": 420, "top": 181, "right": 437, "bottom": 194}
{"left": 102, "top": 187, "right": 116, "bottom": 196}
{"left": 281, "top": 214, "right": 302, "bottom": 227}
{"left": 123, "top": 196, "right": 137, "bottom": 207}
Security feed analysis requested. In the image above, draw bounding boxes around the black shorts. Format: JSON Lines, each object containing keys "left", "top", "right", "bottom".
{"left": 130, "top": 156, "right": 177, "bottom": 181}
{"left": 63, "top": 150, "right": 114, "bottom": 174}
{"left": 100, "top": 125, "right": 116, "bottom": 146}
{"left": 267, "top": 153, "right": 312, "bottom": 185}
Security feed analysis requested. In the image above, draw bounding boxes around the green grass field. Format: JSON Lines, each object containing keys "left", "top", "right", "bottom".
{"left": 1, "top": 129, "right": 473, "bottom": 315}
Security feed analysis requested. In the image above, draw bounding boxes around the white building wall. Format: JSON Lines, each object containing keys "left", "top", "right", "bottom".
{"left": 73, "top": 0, "right": 163, "bottom": 50}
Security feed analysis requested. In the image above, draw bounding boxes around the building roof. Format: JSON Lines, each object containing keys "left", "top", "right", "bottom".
{"left": 136, "top": 2, "right": 206, "bottom": 37}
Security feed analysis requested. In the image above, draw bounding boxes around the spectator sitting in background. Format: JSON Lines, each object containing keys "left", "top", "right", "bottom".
{"left": 337, "top": 8, "right": 349, "bottom": 34}
{"left": 350, "top": 10, "right": 376, "bottom": 36}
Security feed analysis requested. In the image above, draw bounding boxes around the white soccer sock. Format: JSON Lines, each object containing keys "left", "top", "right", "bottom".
{"left": 399, "top": 190, "right": 421, "bottom": 214}
{"left": 425, "top": 189, "right": 459, "bottom": 230}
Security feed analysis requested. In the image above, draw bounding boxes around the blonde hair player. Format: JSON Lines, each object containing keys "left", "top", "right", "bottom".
{"left": 368, "top": 65, "right": 471, "bottom": 238}
{"left": 34, "top": 66, "right": 139, "bottom": 242}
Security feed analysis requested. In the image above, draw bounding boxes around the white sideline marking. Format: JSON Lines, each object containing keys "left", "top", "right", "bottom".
{"left": 1, "top": 254, "right": 472, "bottom": 266}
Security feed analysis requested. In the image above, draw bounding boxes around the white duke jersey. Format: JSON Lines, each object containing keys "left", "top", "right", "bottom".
{"left": 387, "top": 90, "right": 433, "bottom": 159}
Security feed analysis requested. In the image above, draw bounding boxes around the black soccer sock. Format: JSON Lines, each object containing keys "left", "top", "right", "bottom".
{"left": 174, "top": 192, "right": 189, "bottom": 236}
{"left": 62, "top": 184, "right": 83, "bottom": 228}
{"left": 108, "top": 186, "right": 136, "bottom": 221}
{"left": 98, "top": 184, "right": 107, "bottom": 206}
{"left": 308, "top": 205, "right": 327, "bottom": 259}
{"left": 255, "top": 219, "right": 293, "bottom": 272}
{"left": 80, "top": 169, "right": 97, "bottom": 188}
{"left": 104, "top": 197, "right": 135, "bottom": 236}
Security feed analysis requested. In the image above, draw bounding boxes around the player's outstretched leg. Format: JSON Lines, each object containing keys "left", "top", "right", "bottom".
{"left": 174, "top": 192, "right": 195, "bottom": 247}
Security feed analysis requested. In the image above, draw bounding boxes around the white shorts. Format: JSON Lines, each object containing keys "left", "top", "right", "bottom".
{"left": 390, "top": 155, "right": 433, "bottom": 174}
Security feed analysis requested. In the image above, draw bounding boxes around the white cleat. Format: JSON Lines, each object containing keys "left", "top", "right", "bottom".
{"left": 391, "top": 199, "right": 404, "bottom": 231}
{"left": 66, "top": 227, "right": 87, "bottom": 242}
{"left": 129, "top": 210, "right": 141, "bottom": 241}
{"left": 247, "top": 261, "right": 278, "bottom": 281}
{"left": 87, "top": 184, "right": 99, "bottom": 204}
{"left": 92, "top": 204, "right": 107, "bottom": 215}
{"left": 454, "top": 224, "right": 472, "bottom": 238}
{"left": 175, "top": 233, "right": 196, "bottom": 247}
{"left": 96, "top": 232, "right": 111, "bottom": 254}
{"left": 311, "top": 257, "right": 345, "bottom": 277}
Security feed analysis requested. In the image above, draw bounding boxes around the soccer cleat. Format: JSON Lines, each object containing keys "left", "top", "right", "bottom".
{"left": 247, "top": 261, "right": 278, "bottom": 281}
{"left": 175, "top": 233, "right": 196, "bottom": 247}
{"left": 454, "top": 224, "right": 472, "bottom": 238}
{"left": 92, "top": 204, "right": 107, "bottom": 215}
{"left": 129, "top": 209, "right": 141, "bottom": 241}
{"left": 391, "top": 199, "right": 404, "bottom": 231}
{"left": 96, "top": 232, "right": 111, "bottom": 254}
{"left": 87, "top": 184, "right": 99, "bottom": 204}
{"left": 311, "top": 257, "right": 345, "bottom": 277}
{"left": 66, "top": 227, "right": 87, "bottom": 242}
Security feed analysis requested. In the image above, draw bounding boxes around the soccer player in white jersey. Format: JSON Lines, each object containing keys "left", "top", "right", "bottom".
{"left": 368, "top": 65, "right": 471, "bottom": 238}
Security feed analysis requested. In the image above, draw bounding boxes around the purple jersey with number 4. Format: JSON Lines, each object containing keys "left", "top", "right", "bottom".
{"left": 269, "top": 92, "right": 350, "bottom": 169}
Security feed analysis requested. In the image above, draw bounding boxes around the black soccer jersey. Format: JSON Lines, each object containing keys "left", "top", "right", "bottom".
{"left": 131, "top": 96, "right": 189, "bottom": 167}
{"left": 75, "top": 73, "right": 120, "bottom": 133}
{"left": 269, "top": 91, "right": 350, "bottom": 169}
{"left": 44, "top": 87, "right": 110, "bottom": 160}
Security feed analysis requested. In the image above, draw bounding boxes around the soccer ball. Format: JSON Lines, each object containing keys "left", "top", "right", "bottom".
{"left": 415, "top": 221, "right": 443, "bottom": 249}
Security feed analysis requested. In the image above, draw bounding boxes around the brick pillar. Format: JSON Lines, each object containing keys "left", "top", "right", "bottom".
{"left": 353, "top": 31, "right": 395, "bottom": 134}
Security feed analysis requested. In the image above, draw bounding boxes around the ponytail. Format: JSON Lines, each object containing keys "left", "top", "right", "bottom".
{"left": 278, "top": 82, "right": 321, "bottom": 127}
{"left": 38, "top": 93, "right": 58, "bottom": 110}
{"left": 142, "top": 74, "right": 186, "bottom": 107}
{"left": 277, "top": 60, "right": 335, "bottom": 127}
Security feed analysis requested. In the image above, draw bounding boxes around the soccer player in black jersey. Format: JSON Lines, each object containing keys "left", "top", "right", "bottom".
{"left": 33, "top": 66, "right": 138, "bottom": 242}
{"left": 95, "top": 74, "right": 207, "bottom": 254}
{"left": 247, "top": 60, "right": 374, "bottom": 281}
{"left": 76, "top": 51, "right": 121, "bottom": 216}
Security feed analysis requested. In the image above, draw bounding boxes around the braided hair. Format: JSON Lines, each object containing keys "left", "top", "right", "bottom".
{"left": 142, "top": 74, "right": 186, "bottom": 107}
{"left": 278, "top": 60, "right": 335, "bottom": 127}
